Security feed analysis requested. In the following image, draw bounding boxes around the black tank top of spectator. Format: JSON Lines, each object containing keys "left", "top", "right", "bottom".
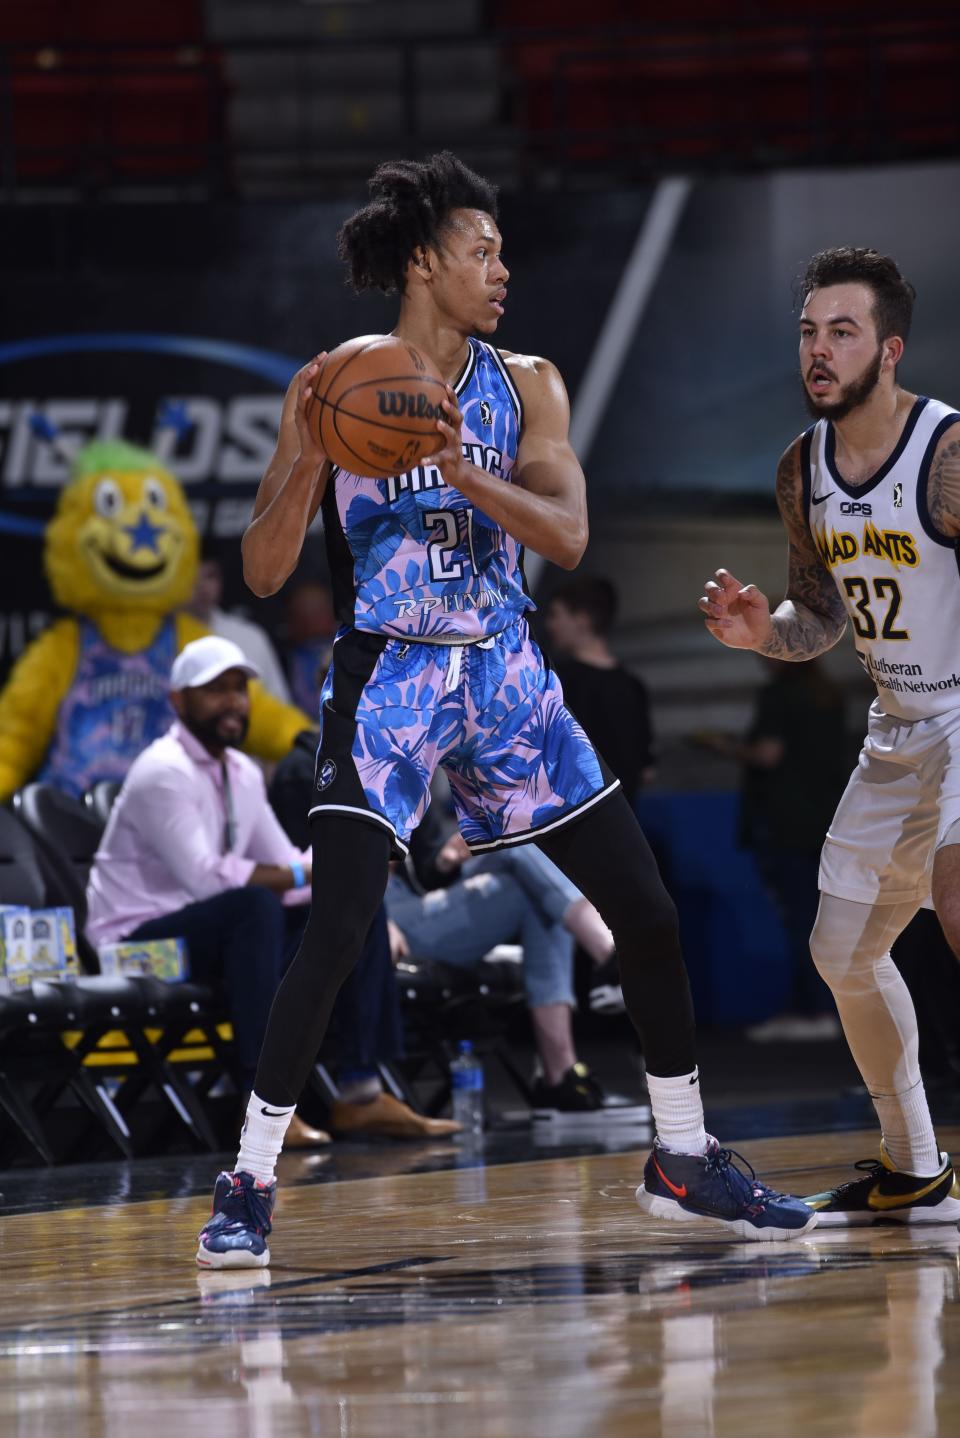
{"left": 739, "top": 666, "right": 847, "bottom": 854}
{"left": 554, "top": 657, "right": 655, "bottom": 799}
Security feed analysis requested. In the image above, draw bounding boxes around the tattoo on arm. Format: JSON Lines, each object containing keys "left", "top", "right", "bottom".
{"left": 757, "top": 442, "right": 848, "bottom": 660}
{"left": 759, "top": 576, "right": 848, "bottom": 660}
{"left": 927, "top": 430, "right": 960, "bottom": 539}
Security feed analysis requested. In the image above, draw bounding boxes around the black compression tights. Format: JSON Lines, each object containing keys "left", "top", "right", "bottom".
{"left": 254, "top": 818, "right": 393, "bottom": 1108}
{"left": 536, "top": 792, "right": 696, "bottom": 1078}
{"left": 254, "top": 793, "right": 697, "bottom": 1107}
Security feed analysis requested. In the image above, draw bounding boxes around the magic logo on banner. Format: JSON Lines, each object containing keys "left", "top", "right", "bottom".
{"left": 0, "top": 332, "right": 297, "bottom": 493}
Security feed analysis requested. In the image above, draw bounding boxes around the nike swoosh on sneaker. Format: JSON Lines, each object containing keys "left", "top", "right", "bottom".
{"left": 867, "top": 1170, "right": 949, "bottom": 1210}
{"left": 653, "top": 1157, "right": 688, "bottom": 1199}
{"left": 812, "top": 490, "right": 835, "bottom": 505}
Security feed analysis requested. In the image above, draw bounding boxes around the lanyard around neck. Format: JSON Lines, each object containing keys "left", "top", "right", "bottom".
{"left": 220, "top": 758, "right": 237, "bottom": 854}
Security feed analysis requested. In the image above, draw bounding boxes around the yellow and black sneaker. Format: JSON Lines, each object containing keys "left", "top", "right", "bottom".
{"left": 804, "top": 1143, "right": 960, "bottom": 1226}
{"left": 531, "top": 1063, "right": 650, "bottom": 1127}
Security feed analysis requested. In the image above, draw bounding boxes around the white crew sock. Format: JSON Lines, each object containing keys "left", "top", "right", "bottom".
{"left": 235, "top": 1092, "right": 297, "bottom": 1184}
{"left": 872, "top": 1079, "right": 941, "bottom": 1176}
{"left": 646, "top": 1068, "right": 709, "bottom": 1156}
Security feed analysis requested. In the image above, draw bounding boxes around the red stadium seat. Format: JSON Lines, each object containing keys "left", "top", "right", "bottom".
{"left": 1, "top": 0, "right": 222, "bottom": 185}
{"left": 495, "top": 13, "right": 960, "bottom": 169}
{"left": 0, "top": 0, "right": 205, "bottom": 45}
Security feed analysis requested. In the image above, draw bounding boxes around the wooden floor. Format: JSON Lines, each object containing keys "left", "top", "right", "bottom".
{"left": 2, "top": 1127, "right": 958, "bottom": 1437}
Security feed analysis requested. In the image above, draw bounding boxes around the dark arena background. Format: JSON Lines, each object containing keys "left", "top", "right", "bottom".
{"left": 2, "top": 4, "right": 960, "bottom": 1435}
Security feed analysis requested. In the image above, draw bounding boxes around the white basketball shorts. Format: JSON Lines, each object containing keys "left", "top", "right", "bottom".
{"left": 819, "top": 698, "right": 960, "bottom": 907}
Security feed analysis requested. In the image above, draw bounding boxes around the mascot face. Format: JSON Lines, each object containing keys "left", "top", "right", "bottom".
{"left": 45, "top": 441, "right": 199, "bottom": 618}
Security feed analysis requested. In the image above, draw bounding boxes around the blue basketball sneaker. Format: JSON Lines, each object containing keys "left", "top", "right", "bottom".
{"left": 636, "top": 1138, "right": 818, "bottom": 1241}
{"left": 196, "top": 1170, "right": 276, "bottom": 1269}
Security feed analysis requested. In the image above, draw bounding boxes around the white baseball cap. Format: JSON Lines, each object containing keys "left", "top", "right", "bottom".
{"left": 169, "top": 635, "right": 260, "bottom": 691}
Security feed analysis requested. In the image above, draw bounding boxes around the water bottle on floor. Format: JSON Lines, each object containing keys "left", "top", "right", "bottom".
{"left": 450, "top": 1040, "right": 484, "bottom": 1136}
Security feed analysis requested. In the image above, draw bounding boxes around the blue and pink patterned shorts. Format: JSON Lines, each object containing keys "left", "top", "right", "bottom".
{"left": 308, "top": 617, "right": 619, "bottom": 854}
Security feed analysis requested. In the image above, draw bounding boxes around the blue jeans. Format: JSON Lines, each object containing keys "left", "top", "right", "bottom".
{"left": 385, "top": 865, "right": 575, "bottom": 1009}
{"left": 463, "top": 845, "right": 582, "bottom": 925}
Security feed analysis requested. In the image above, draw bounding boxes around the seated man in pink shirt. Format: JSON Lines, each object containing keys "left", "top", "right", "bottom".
{"left": 85, "top": 635, "right": 326, "bottom": 1148}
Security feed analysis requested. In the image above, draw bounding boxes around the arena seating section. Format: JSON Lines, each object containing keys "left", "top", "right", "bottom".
{"left": 1, "top": 3, "right": 958, "bottom": 195}
{"left": 492, "top": 2, "right": 960, "bottom": 171}
{"left": 0, "top": 1, "right": 225, "bottom": 186}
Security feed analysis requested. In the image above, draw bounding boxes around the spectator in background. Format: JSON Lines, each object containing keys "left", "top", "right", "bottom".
{"left": 544, "top": 576, "right": 656, "bottom": 1010}
{"left": 281, "top": 578, "right": 337, "bottom": 718}
{"left": 693, "top": 657, "right": 848, "bottom": 1042}
{"left": 86, "top": 635, "right": 327, "bottom": 1148}
{"left": 544, "top": 576, "right": 657, "bottom": 800}
{"left": 185, "top": 543, "right": 292, "bottom": 704}
{"left": 386, "top": 804, "right": 647, "bottom": 1122}
{"left": 269, "top": 731, "right": 461, "bottom": 1140}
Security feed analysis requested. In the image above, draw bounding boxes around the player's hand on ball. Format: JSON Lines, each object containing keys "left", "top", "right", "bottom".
{"left": 292, "top": 353, "right": 328, "bottom": 467}
{"left": 699, "top": 568, "right": 773, "bottom": 649}
{"left": 423, "top": 385, "right": 467, "bottom": 486}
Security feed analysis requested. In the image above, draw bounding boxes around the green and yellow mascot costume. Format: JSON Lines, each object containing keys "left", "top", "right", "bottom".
{"left": 0, "top": 440, "right": 310, "bottom": 800}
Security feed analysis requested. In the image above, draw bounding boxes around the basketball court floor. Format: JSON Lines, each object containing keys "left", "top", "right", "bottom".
{"left": 2, "top": 1072, "right": 959, "bottom": 1438}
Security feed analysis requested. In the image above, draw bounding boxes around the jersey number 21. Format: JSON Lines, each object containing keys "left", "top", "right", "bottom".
{"left": 424, "top": 508, "right": 476, "bottom": 581}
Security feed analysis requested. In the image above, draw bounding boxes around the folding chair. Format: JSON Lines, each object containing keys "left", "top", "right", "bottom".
{"left": 0, "top": 806, "right": 141, "bottom": 1160}
{"left": 85, "top": 780, "right": 122, "bottom": 829}
{"left": 13, "top": 785, "right": 228, "bottom": 1155}
{"left": 392, "top": 952, "right": 529, "bottom": 1116}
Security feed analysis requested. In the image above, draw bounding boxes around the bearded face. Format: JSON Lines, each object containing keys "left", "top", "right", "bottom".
{"left": 801, "top": 341, "right": 884, "bottom": 422}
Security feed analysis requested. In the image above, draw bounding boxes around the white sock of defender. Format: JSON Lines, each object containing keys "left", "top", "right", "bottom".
{"left": 873, "top": 1079, "right": 941, "bottom": 1176}
{"left": 646, "top": 1068, "right": 708, "bottom": 1156}
{"left": 236, "top": 1092, "right": 296, "bottom": 1184}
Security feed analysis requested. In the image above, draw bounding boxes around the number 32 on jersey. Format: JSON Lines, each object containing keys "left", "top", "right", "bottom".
{"left": 842, "top": 576, "right": 909, "bottom": 641}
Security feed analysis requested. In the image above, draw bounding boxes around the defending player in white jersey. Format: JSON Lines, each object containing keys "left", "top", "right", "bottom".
{"left": 701, "top": 246, "right": 960, "bottom": 1224}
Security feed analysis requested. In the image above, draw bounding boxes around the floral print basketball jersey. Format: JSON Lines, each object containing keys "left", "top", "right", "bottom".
{"left": 321, "top": 337, "right": 535, "bottom": 641}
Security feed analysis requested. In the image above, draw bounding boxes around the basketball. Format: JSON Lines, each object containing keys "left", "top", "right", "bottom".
{"left": 306, "top": 334, "right": 448, "bottom": 478}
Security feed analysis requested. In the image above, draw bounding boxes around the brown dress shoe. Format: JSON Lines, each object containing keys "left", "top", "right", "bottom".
{"left": 329, "top": 1092, "right": 461, "bottom": 1140}
{"left": 285, "top": 1112, "right": 332, "bottom": 1149}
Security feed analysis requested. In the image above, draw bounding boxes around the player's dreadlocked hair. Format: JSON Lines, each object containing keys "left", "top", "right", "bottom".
{"left": 338, "top": 151, "right": 499, "bottom": 295}
{"left": 797, "top": 247, "right": 916, "bottom": 343}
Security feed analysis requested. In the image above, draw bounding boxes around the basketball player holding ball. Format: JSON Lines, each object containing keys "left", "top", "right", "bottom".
{"left": 197, "top": 152, "right": 815, "bottom": 1267}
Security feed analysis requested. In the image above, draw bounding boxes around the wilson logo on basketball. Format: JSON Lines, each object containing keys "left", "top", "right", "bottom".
{"left": 307, "top": 333, "right": 445, "bottom": 478}
{"left": 376, "top": 390, "right": 443, "bottom": 421}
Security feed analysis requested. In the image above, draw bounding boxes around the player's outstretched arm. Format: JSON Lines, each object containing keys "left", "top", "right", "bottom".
{"left": 424, "top": 355, "right": 588, "bottom": 569}
{"left": 242, "top": 355, "right": 331, "bottom": 597}
{"left": 699, "top": 439, "right": 847, "bottom": 659}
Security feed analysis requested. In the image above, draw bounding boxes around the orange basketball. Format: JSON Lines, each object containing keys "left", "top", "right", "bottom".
{"left": 306, "top": 334, "right": 448, "bottom": 478}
